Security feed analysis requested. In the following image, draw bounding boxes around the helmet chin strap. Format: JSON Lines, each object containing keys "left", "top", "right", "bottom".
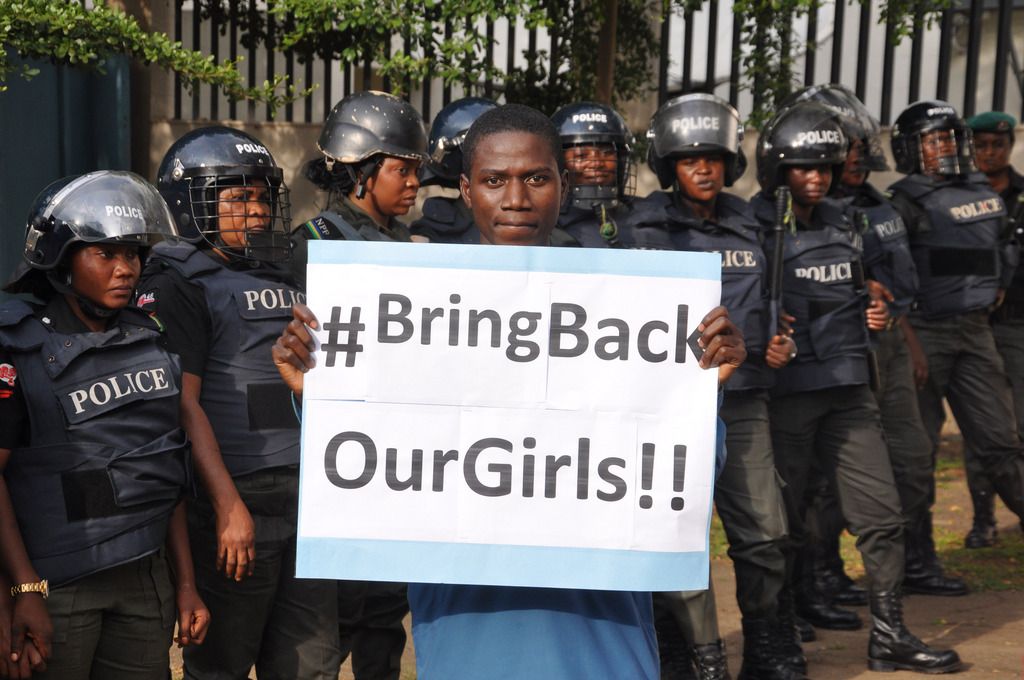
{"left": 47, "top": 270, "right": 119, "bottom": 321}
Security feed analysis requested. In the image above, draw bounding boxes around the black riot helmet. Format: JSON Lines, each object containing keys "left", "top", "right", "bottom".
{"left": 423, "top": 97, "right": 498, "bottom": 188}
{"left": 551, "top": 101, "right": 635, "bottom": 207}
{"left": 756, "top": 102, "right": 847, "bottom": 193}
{"left": 646, "top": 93, "right": 746, "bottom": 189}
{"left": 786, "top": 84, "right": 889, "bottom": 172}
{"left": 317, "top": 90, "right": 427, "bottom": 197}
{"left": 891, "top": 100, "right": 974, "bottom": 176}
{"left": 157, "top": 126, "right": 291, "bottom": 263}
{"left": 5, "top": 171, "right": 177, "bottom": 296}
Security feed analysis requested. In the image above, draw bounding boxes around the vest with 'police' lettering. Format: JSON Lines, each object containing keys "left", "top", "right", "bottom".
{"left": 752, "top": 195, "right": 871, "bottom": 395}
{"left": 841, "top": 183, "right": 919, "bottom": 319}
{"left": 0, "top": 301, "right": 188, "bottom": 587}
{"left": 889, "top": 173, "right": 1008, "bottom": 319}
{"left": 148, "top": 241, "right": 304, "bottom": 476}
{"left": 629, "top": 191, "right": 771, "bottom": 392}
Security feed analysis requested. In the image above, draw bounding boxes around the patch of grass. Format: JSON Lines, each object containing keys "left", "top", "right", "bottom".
{"left": 709, "top": 511, "right": 730, "bottom": 560}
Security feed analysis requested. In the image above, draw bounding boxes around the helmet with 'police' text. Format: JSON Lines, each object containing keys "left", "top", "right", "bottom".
{"left": 157, "top": 125, "right": 291, "bottom": 263}
{"left": 756, "top": 102, "right": 847, "bottom": 193}
{"left": 646, "top": 93, "right": 746, "bottom": 189}
{"left": 552, "top": 101, "right": 635, "bottom": 208}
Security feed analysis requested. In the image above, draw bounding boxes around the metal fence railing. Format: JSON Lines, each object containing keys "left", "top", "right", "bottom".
{"left": 172, "top": 0, "right": 1024, "bottom": 125}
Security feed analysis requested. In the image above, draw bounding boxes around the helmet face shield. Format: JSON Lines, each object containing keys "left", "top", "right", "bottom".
{"left": 647, "top": 93, "right": 744, "bottom": 188}
{"left": 185, "top": 167, "right": 292, "bottom": 263}
{"left": 914, "top": 125, "right": 975, "bottom": 177}
{"left": 23, "top": 171, "right": 178, "bottom": 271}
{"left": 552, "top": 102, "right": 635, "bottom": 207}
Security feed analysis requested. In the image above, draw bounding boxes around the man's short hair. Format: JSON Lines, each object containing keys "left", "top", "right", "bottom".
{"left": 462, "top": 104, "right": 564, "bottom": 176}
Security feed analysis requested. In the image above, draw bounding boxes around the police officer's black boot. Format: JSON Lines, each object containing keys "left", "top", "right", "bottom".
{"left": 794, "top": 555, "right": 863, "bottom": 630}
{"left": 690, "top": 640, "right": 732, "bottom": 680}
{"left": 964, "top": 487, "right": 998, "bottom": 548}
{"left": 866, "top": 591, "right": 962, "bottom": 674}
{"left": 738, "top": 619, "right": 807, "bottom": 680}
{"left": 903, "top": 512, "right": 968, "bottom": 596}
{"left": 775, "top": 586, "right": 808, "bottom": 675}
{"left": 656, "top": 613, "right": 698, "bottom": 680}
{"left": 813, "top": 533, "right": 867, "bottom": 607}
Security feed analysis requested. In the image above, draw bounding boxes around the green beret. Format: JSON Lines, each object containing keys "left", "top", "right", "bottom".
{"left": 967, "top": 111, "right": 1017, "bottom": 133}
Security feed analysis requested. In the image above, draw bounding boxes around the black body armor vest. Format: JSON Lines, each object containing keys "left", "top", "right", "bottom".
{"left": 148, "top": 242, "right": 303, "bottom": 477}
{"left": 630, "top": 191, "right": 772, "bottom": 392}
{"left": 0, "top": 301, "right": 189, "bottom": 587}
{"left": 753, "top": 195, "right": 871, "bottom": 395}
{"left": 889, "top": 173, "right": 1008, "bottom": 319}
{"left": 842, "top": 183, "right": 919, "bottom": 319}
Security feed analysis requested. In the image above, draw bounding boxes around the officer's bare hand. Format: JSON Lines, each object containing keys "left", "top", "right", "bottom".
{"left": 698, "top": 306, "right": 746, "bottom": 373}
{"left": 865, "top": 299, "right": 889, "bottom": 331}
{"left": 174, "top": 584, "right": 210, "bottom": 647}
{"left": 272, "top": 303, "right": 319, "bottom": 398}
{"left": 216, "top": 500, "right": 255, "bottom": 582}
{"left": 765, "top": 334, "right": 797, "bottom": 369}
{"left": 8, "top": 594, "right": 51, "bottom": 667}
{"left": 867, "top": 279, "right": 895, "bottom": 304}
{"left": 903, "top": 320, "right": 930, "bottom": 389}
{"left": 778, "top": 311, "right": 796, "bottom": 337}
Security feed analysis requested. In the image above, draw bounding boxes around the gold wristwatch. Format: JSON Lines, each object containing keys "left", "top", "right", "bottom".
{"left": 10, "top": 579, "right": 48, "bottom": 599}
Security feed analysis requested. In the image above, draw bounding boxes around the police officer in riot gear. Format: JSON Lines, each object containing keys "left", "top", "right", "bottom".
{"left": 0, "top": 171, "right": 209, "bottom": 678}
{"left": 962, "top": 111, "right": 1024, "bottom": 548}
{"left": 291, "top": 90, "right": 427, "bottom": 288}
{"left": 630, "top": 93, "right": 799, "bottom": 680}
{"left": 790, "top": 86, "right": 969, "bottom": 603}
{"left": 410, "top": 97, "right": 497, "bottom": 244}
{"left": 139, "top": 127, "right": 342, "bottom": 679}
{"left": 753, "top": 101, "right": 962, "bottom": 675}
{"left": 888, "top": 101, "right": 1024, "bottom": 555}
{"left": 551, "top": 101, "right": 636, "bottom": 247}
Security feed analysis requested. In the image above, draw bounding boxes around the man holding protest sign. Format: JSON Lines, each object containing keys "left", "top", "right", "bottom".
{"left": 274, "top": 103, "right": 746, "bottom": 679}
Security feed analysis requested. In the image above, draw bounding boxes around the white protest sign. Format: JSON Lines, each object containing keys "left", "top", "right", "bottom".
{"left": 296, "top": 241, "right": 721, "bottom": 591}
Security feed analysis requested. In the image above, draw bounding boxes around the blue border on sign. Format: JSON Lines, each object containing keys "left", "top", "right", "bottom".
{"left": 308, "top": 240, "right": 721, "bottom": 281}
{"left": 296, "top": 537, "right": 710, "bottom": 591}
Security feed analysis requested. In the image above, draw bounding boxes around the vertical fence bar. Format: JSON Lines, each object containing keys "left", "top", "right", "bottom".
{"left": 527, "top": 24, "right": 538, "bottom": 92}
{"left": 382, "top": 37, "right": 392, "bottom": 93}
{"left": 908, "top": 5, "right": 924, "bottom": 103}
{"left": 549, "top": 7, "right": 560, "bottom": 101}
{"left": 422, "top": 15, "right": 434, "bottom": 118}
{"left": 682, "top": 10, "right": 693, "bottom": 92}
{"left": 228, "top": 7, "right": 237, "bottom": 120}
{"left": 658, "top": 13, "right": 670, "bottom": 104}
{"left": 265, "top": 12, "right": 276, "bottom": 121}
{"left": 963, "top": 0, "right": 983, "bottom": 116}
{"left": 855, "top": 2, "right": 870, "bottom": 100}
{"left": 830, "top": 0, "right": 845, "bottom": 84}
{"left": 485, "top": 18, "right": 495, "bottom": 99}
{"left": 323, "top": 55, "right": 333, "bottom": 119}
{"left": 994, "top": 0, "right": 1012, "bottom": 111}
{"left": 804, "top": 2, "right": 817, "bottom": 87}
{"left": 191, "top": 1, "right": 201, "bottom": 119}
{"left": 443, "top": 20, "right": 453, "bottom": 106}
{"left": 363, "top": 51, "right": 372, "bottom": 91}
{"left": 210, "top": 6, "right": 219, "bottom": 121}
{"left": 304, "top": 58, "right": 314, "bottom": 123}
{"left": 936, "top": 9, "right": 953, "bottom": 101}
{"left": 174, "top": 0, "right": 182, "bottom": 120}
{"left": 728, "top": 7, "right": 741, "bottom": 107}
{"left": 880, "top": 12, "right": 895, "bottom": 124}
{"left": 284, "top": 19, "right": 294, "bottom": 122}
{"left": 403, "top": 32, "right": 413, "bottom": 101}
{"left": 247, "top": 0, "right": 257, "bottom": 121}
{"left": 706, "top": 0, "right": 718, "bottom": 92}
